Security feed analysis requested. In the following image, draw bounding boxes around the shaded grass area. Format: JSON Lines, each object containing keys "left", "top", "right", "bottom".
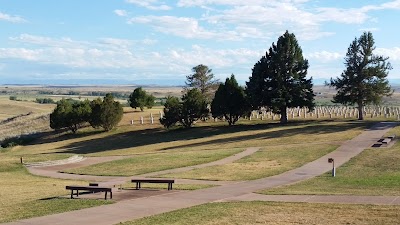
{"left": 261, "top": 125, "right": 400, "bottom": 196}
{"left": 0, "top": 164, "right": 110, "bottom": 223}
{"left": 160, "top": 144, "right": 337, "bottom": 181}
{"left": 17, "top": 121, "right": 370, "bottom": 157}
{"left": 64, "top": 148, "right": 242, "bottom": 176}
{"left": 122, "top": 201, "right": 400, "bottom": 225}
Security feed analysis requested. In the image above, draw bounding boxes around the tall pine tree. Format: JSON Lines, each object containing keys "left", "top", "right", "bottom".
{"left": 328, "top": 32, "right": 392, "bottom": 120}
{"left": 246, "top": 31, "right": 315, "bottom": 123}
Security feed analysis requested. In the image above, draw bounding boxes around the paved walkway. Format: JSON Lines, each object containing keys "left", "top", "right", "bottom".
{"left": 6, "top": 122, "right": 398, "bottom": 225}
{"left": 28, "top": 147, "right": 261, "bottom": 186}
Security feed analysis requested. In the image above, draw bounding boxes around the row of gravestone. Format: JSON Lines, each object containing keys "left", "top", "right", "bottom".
{"left": 129, "top": 106, "right": 400, "bottom": 124}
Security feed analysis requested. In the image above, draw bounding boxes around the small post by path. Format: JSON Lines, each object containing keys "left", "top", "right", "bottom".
{"left": 20, "top": 157, "right": 23, "bottom": 164}
{"left": 328, "top": 158, "right": 335, "bottom": 177}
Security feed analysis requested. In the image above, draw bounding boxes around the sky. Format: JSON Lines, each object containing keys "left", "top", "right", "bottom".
{"left": 1, "top": 0, "right": 400, "bottom": 85}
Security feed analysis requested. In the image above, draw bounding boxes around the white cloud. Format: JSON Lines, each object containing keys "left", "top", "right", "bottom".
{"left": 128, "top": 15, "right": 241, "bottom": 40}
{"left": 376, "top": 47, "right": 400, "bottom": 61}
{"left": 0, "top": 12, "right": 26, "bottom": 23}
{"left": 2, "top": 34, "right": 262, "bottom": 78}
{"left": 126, "top": 0, "right": 171, "bottom": 10}
{"left": 306, "top": 51, "right": 342, "bottom": 63}
{"left": 2, "top": 35, "right": 155, "bottom": 69}
{"left": 381, "top": 0, "right": 400, "bottom": 9}
{"left": 174, "top": 0, "right": 400, "bottom": 42}
{"left": 0, "top": 48, "right": 40, "bottom": 60}
{"left": 177, "top": 0, "right": 310, "bottom": 7}
{"left": 358, "top": 27, "right": 379, "bottom": 32}
{"left": 114, "top": 9, "right": 127, "bottom": 17}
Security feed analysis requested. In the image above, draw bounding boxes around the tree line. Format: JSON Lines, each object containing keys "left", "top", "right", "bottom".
{"left": 49, "top": 30, "right": 392, "bottom": 132}
{"left": 160, "top": 31, "right": 392, "bottom": 128}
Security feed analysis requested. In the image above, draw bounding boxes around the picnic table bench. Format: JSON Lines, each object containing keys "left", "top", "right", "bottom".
{"left": 66, "top": 185, "right": 112, "bottom": 200}
{"left": 131, "top": 179, "right": 174, "bottom": 190}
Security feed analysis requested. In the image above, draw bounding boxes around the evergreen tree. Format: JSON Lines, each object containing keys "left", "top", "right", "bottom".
{"left": 211, "top": 74, "right": 251, "bottom": 125}
{"left": 128, "top": 87, "right": 155, "bottom": 111}
{"left": 90, "top": 94, "right": 123, "bottom": 131}
{"left": 246, "top": 31, "right": 315, "bottom": 123}
{"left": 327, "top": 32, "right": 393, "bottom": 120}
{"left": 160, "top": 89, "right": 209, "bottom": 128}
{"left": 180, "top": 88, "right": 209, "bottom": 128}
{"left": 50, "top": 99, "right": 91, "bottom": 133}
{"left": 160, "top": 96, "right": 181, "bottom": 128}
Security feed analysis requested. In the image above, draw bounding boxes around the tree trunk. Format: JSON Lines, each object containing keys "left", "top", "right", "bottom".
{"left": 357, "top": 102, "right": 364, "bottom": 120}
{"left": 280, "top": 107, "right": 288, "bottom": 123}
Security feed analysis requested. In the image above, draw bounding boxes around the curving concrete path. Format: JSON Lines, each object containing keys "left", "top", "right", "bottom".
{"left": 5, "top": 122, "right": 398, "bottom": 225}
{"left": 27, "top": 147, "right": 261, "bottom": 186}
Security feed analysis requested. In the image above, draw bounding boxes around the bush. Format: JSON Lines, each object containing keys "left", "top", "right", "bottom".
{"left": 35, "top": 98, "right": 55, "bottom": 104}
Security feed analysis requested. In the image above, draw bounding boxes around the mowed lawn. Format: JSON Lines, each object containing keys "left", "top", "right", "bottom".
{"left": 64, "top": 148, "right": 242, "bottom": 176}
{"left": 262, "top": 125, "right": 400, "bottom": 196}
{"left": 0, "top": 119, "right": 375, "bottom": 223}
{"left": 0, "top": 154, "right": 110, "bottom": 223}
{"left": 160, "top": 144, "right": 337, "bottom": 181}
{"left": 122, "top": 201, "right": 400, "bottom": 225}
{"left": 15, "top": 121, "right": 370, "bottom": 157}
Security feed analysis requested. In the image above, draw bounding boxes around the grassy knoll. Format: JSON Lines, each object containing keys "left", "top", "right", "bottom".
{"left": 160, "top": 144, "right": 337, "bottom": 181}
{"left": 0, "top": 154, "right": 110, "bottom": 223}
{"left": 122, "top": 201, "right": 400, "bottom": 225}
{"left": 63, "top": 148, "right": 242, "bottom": 176}
{"left": 0, "top": 97, "right": 54, "bottom": 119}
{"left": 261, "top": 125, "right": 400, "bottom": 196}
{"left": 17, "top": 121, "right": 370, "bottom": 157}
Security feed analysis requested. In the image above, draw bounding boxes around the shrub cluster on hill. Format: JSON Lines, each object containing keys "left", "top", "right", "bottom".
{"left": 50, "top": 93, "right": 123, "bottom": 133}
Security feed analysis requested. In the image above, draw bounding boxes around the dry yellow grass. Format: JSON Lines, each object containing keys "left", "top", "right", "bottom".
{"left": 0, "top": 97, "right": 53, "bottom": 120}
{"left": 13, "top": 121, "right": 366, "bottom": 157}
{"left": 123, "top": 201, "right": 400, "bottom": 225}
{"left": 0, "top": 162, "right": 106, "bottom": 223}
{"left": 160, "top": 144, "right": 337, "bottom": 180}
{"left": 261, "top": 125, "right": 400, "bottom": 196}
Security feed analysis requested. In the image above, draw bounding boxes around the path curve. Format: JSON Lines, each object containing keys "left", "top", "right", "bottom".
{"left": 6, "top": 122, "right": 398, "bottom": 225}
{"left": 27, "top": 147, "right": 261, "bottom": 186}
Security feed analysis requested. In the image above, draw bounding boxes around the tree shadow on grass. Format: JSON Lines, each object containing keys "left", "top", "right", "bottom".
{"left": 46, "top": 120, "right": 373, "bottom": 155}
{"left": 160, "top": 120, "right": 373, "bottom": 151}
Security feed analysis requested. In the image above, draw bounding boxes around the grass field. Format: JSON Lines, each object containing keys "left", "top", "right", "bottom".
{"left": 1, "top": 88, "right": 399, "bottom": 223}
{"left": 261, "top": 125, "right": 400, "bottom": 196}
{"left": 63, "top": 148, "right": 242, "bottom": 176}
{"left": 13, "top": 121, "right": 370, "bottom": 158}
{"left": 121, "top": 201, "right": 400, "bottom": 225}
{"left": 0, "top": 161, "right": 110, "bottom": 223}
{"left": 160, "top": 144, "right": 337, "bottom": 181}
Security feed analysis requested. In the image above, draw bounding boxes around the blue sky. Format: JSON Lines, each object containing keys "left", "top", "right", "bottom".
{"left": 1, "top": 0, "right": 399, "bottom": 85}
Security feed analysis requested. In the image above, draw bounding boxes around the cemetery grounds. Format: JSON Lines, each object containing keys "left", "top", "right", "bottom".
{"left": 0, "top": 85, "right": 400, "bottom": 224}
